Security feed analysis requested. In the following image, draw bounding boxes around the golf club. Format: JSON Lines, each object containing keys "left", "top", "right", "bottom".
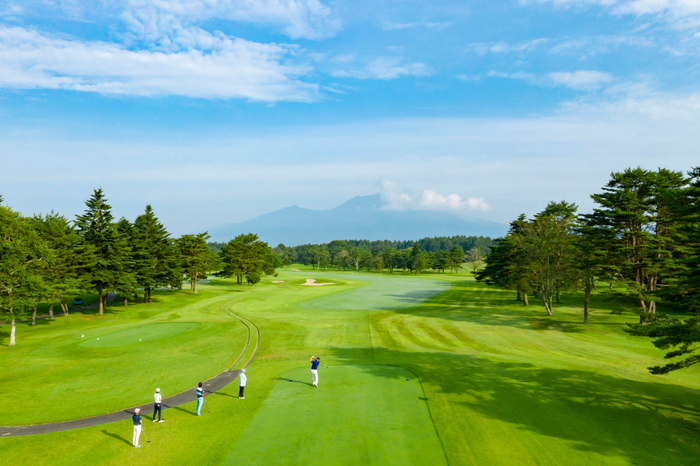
{"left": 204, "top": 396, "right": 211, "bottom": 413}
{"left": 324, "top": 364, "right": 329, "bottom": 369}
{"left": 142, "top": 428, "right": 151, "bottom": 444}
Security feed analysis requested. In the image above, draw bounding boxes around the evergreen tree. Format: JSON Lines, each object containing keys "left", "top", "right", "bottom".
{"left": 74, "top": 189, "right": 126, "bottom": 315}
{"left": 219, "top": 233, "right": 273, "bottom": 286}
{"left": 177, "top": 233, "right": 220, "bottom": 294}
{"left": 132, "top": 206, "right": 180, "bottom": 303}
{"left": 114, "top": 218, "right": 138, "bottom": 306}
{"left": 626, "top": 167, "right": 700, "bottom": 372}
{"left": 31, "top": 212, "right": 93, "bottom": 320}
{"left": 589, "top": 168, "right": 687, "bottom": 323}
{"left": 0, "top": 206, "right": 48, "bottom": 345}
{"left": 449, "top": 246, "right": 464, "bottom": 273}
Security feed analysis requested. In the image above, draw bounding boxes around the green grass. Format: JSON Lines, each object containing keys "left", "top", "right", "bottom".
{"left": 225, "top": 365, "right": 445, "bottom": 466}
{"left": 80, "top": 323, "right": 200, "bottom": 348}
{"left": 1, "top": 266, "right": 700, "bottom": 465}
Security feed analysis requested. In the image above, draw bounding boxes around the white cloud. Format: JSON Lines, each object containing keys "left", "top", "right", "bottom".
{"left": 489, "top": 70, "right": 614, "bottom": 90}
{"left": 379, "top": 179, "right": 489, "bottom": 213}
{"left": 122, "top": 0, "right": 341, "bottom": 42}
{"left": 525, "top": 0, "right": 700, "bottom": 26}
{"left": 332, "top": 57, "right": 432, "bottom": 80}
{"left": 466, "top": 38, "right": 548, "bottom": 55}
{"left": 0, "top": 26, "right": 317, "bottom": 101}
{"left": 549, "top": 70, "right": 615, "bottom": 90}
{"left": 382, "top": 21, "right": 453, "bottom": 31}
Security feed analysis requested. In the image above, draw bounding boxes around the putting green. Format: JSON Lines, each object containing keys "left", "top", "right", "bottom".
{"left": 301, "top": 273, "right": 450, "bottom": 311}
{"left": 80, "top": 323, "right": 200, "bottom": 348}
{"left": 225, "top": 365, "right": 446, "bottom": 466}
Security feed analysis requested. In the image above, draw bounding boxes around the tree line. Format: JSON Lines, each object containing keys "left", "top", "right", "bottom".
{"left": 0, "top": 190, "right": 280, "bottom": 346}
{"left": 476, "top": 167, "right": 700, "bottom": 374}
{"left": 208, "top": 236, "right": 494, "bottom": 275}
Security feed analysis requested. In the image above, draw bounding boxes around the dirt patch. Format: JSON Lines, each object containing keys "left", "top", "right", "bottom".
{"left": 272, "top": 281, "right": 285, "bottom": 283}
{"left": 300, "top": 279, "right": 336, "bottom": 286}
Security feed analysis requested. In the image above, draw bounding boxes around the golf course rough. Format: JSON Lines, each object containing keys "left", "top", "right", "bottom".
{"left": 225, "top": 365, "right": 446, "bottom": 466}
{"left": 80, "top": 323, "right": 200, "bottom": 348}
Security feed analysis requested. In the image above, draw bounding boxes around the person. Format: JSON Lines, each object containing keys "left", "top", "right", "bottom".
{"left": 238, "top": 369, "right": 247, "bottom": 399}
{"left": 310, "top": 356, "right": 320, "bottom": 387}
{"left": 132, "top": 408, "right": 142, "bottom": 448}
{"left": 196, "top": 382, "right": 204, "bottom": 416}
{"left": 153, "top": 388, "right": 163, "bottom": 422}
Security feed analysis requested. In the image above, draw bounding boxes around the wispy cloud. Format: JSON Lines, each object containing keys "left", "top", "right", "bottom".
{"left": 0, "top": 26, "right": 317, "bottom": 101}
{"left": 332, "top": 57, "right": 432, "bottom": 80}
{"left": 524, "top": 0, "right": 700, "bottom": 29}
{"left": 382, "top": 21, "right": 453, "bottom": 31}
{"left": 465, "top": 38, "right": 548, "bottom": 55}
{"left": 488, "top": 70, "right": 615, "bottom": 90}
{"left": 549, "top": 70, "right": 615, "bottom": 90}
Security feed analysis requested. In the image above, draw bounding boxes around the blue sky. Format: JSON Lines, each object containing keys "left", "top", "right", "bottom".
{"left": 1, "top": 0, "right": 699, "bottom": 235}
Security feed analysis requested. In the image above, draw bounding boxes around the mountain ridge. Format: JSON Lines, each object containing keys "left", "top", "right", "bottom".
{"left": 206, "top": 194, "right": 508, "bottom": 246}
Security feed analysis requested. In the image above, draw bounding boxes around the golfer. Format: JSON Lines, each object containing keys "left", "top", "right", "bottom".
{"left": 310, "top": 356, "right": 321, "bottom": 387}
{"left": 238, "top": 368, "right": 247, "bottom": 399}
{"left": 196, "top": 382, "right": 204, "bottom": 416}
{"left": 132, "top": 408, "right": 142, "bottom": 448}
{"left": 153, "top": 388, "right": 163, "bottom": 422}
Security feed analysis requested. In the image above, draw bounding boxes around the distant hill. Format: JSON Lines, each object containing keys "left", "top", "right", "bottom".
{"left": 205, "top": 194, "right": 508, "bottom": 246}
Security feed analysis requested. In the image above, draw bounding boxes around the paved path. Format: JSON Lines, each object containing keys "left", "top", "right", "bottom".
{"left": 0, "top": 303, "right": 259, "bottom": 437}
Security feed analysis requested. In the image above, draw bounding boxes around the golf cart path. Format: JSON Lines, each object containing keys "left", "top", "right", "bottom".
{"left": 0, "top": 303, "right": 259, "bottom": 437}
{"left": 0, "top": 293, "right": 117, "bottom": 325}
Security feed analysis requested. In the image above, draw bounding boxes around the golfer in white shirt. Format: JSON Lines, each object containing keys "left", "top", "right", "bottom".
{"left": 153, "top": 388, "right": 163, "bottom": 422}
{"left": 238, "top": 369, "right": 247, "bottom": 399}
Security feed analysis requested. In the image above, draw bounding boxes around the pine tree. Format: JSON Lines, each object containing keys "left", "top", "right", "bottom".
{"left": 589, "top": 168, "right": 687, "bottom": 323}
{"left": 0, "top": 206, "right": 48, "bottom": 345}
{"left": 177, "top": 233, "right": 220, "bottom": 294}
{"left": 132, "top": 206, "right": 180, "bottom": 303}
{"left": 31, "top": 212, "right": 93, "bottom": 320}
{"left": 74, "top": 189, "right": 125, "bottom": 315}
{"left": 219, "top": 233, "right": 274, "bottom": 285}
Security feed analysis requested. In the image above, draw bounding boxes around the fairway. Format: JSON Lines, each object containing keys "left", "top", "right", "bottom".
{"left": 2, "top": 270, "right": 700, "bottom": 466}
{"left": 225, "top": 365, "right": 446, "bottom": 466}
{"left": 300, "top": 272, "right": 451, "bottom": 311}
{"left": 80, "top": 323, "right": 200, "bottom": 348}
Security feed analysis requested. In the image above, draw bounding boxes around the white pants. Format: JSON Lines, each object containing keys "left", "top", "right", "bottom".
{"left": 311, "top": 369, "right": 318, "bottom": 386}
{"left": 133, "top": 425, "right": 141, "bottom": 446}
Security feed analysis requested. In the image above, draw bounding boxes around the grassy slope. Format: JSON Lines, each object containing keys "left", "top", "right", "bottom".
{"left": 1, "top": 267, "right": 699, "bottom": 465}
{"left": 0, "top": 285, "right": 248, "bottom": 425}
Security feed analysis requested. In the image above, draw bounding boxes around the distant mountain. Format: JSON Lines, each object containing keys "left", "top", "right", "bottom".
{"left": 205, "top": 194, "right": 508, "bottom": 246}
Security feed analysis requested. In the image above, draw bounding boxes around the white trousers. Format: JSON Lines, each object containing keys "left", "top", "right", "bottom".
{"left": 133, "top": 425, "right": 142, "bottom": 446}
{"left": 311, "top": 369, "right": 318, "bottom": 386}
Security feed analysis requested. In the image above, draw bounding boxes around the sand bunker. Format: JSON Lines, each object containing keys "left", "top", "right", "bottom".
{"left": 301, "top": 279, "right": 335, "bottom": 286}
{"left": 272, "top": 281, "right": 285, "bottom": 283}
{"left": 289, "top": 268, "right": 301, "bottom": 272}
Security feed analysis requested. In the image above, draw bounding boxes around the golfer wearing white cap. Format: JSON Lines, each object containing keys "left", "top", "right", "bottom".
{"left": 132, "top": 408, "right": 143, "bottom": 447}
{"left": 238, "top": 369, "right": 247, "bottom": 399}
{"left": 153, "top": 388, "right": 163, "bottom": 422}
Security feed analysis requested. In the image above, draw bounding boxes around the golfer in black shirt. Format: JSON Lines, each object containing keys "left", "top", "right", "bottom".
{"left": 132, "top": 408, "right": 142, "bottom": 447}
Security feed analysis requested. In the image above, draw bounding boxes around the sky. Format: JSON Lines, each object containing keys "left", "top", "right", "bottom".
{"left": 1, "top": 0, "right": 699, "bottom": 235}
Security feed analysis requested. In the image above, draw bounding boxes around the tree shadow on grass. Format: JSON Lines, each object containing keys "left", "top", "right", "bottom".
{"left": 101, "top": 429, "right": 132, "bottom": 446}
{"left": 385, "top": 279, "right": 646, "bottom": 334}
{"left": 327, "top": 346, "right": 700, "bottom": 465}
